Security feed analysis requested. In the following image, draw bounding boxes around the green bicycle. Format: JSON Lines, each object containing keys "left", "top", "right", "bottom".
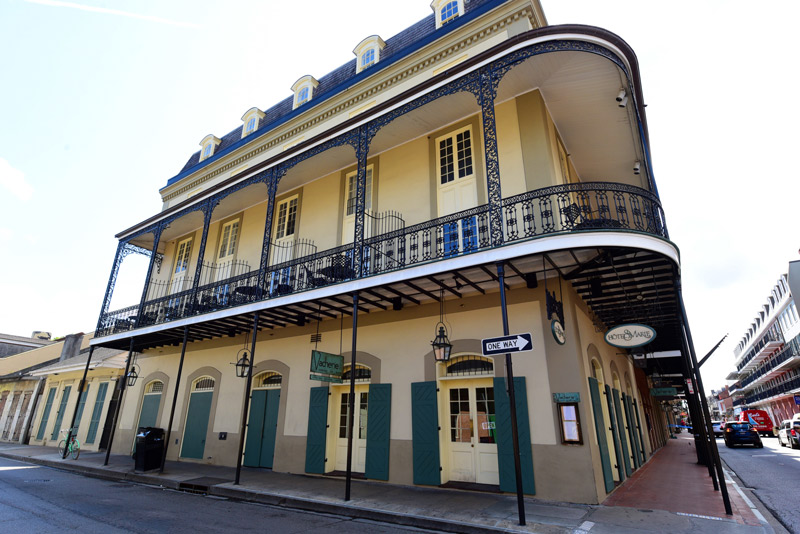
{"left": 57, "top": 428, "right": 81, "bottom": 460}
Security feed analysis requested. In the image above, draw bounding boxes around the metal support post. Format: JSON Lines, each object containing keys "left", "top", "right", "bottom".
{"left": 104, "top": 339, "right": 134, "bottom": 466}
{"left": 235, "top": 314, "right": 259, "bottom": 485}
{"left": 160, "top": 327, "right": 189, "bottom": 473}
{"left": 62, "top": 346, "right": 94, "bottom": 459}
{"left": 496, "top": 262, "right": 525, "bottom": 526}
{"left": 345, "top": 292, "right": 359, "bottom": 502}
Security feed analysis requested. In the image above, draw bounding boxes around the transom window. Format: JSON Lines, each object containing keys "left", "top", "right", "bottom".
{"left": 254, "top": 371, "right": 282, "bottom": 389}
{"left": 145, "top": 381, "right": 164, "bottom": 394}
{"left": 445, "top": 355, "right": 493, "bottom": 377}
{"left": 275, "top": 196, "right": 299, "bottom": 240}
{"left": 174, "top": 237, "right": 193, "bottom": 275}
{"left": 193, "top": 377, "right": 215, "bottom": 391}
{"left": 342, "top": 364, "right": 371, "bottom": 382}
{"left": 218, "top": 219, "right": 240, "bottom": 261}
{"left": 438, "top": 127, "right": 473, "bottom": 184}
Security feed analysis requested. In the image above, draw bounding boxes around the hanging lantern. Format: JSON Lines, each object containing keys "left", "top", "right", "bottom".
{"left": 127, "top": 364, "right": 139, "bottom": 387}
{"left": 430, "top": 286, "right": 452, "bottom": 362}
{"left": 235, "top": 348, "right": 251, "bottom": 378}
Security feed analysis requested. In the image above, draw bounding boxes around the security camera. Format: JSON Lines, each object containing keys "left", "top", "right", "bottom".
{"left": 616, "top": 89, "right": 626, "bottom": 102}
{"left": 618, "top": 96, "right": 628, "bottom": 108}
{"left": 633, "top": 161, "right": 641, "bottom": 174}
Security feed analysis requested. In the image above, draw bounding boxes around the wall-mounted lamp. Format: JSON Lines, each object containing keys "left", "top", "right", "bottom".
{"left": 633, "top": 161, "right": 641, "bottom": 175}
{"left": 127, "top": 364, "right": 139, "bottom": 387}
{"left": 233, "top": 331, "right": 251, "bottom": 378}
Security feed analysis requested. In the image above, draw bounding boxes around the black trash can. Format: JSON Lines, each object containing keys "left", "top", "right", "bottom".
{"left": 693, "top": 433, "right": 710, "bottom": 466}
{"left": 135, "top": 427, "right": 164, "bottom": 472}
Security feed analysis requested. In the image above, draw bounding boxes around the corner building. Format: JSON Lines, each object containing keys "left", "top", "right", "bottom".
{"left": 92, "top": 0, "right": 685, "bottom": 504}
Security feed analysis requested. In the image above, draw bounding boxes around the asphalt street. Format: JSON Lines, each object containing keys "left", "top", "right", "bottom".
{"left": 0, "top": 456, "right": 440, "bottom": 534}
{"left": 718, "top": 435, "right": 800, "bottom": 534}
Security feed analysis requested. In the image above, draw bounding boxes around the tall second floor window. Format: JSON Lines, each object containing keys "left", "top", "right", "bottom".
{"left": 218, "top": 219, "right": 240, "bottom": 261}
{"left": 174, "top": 237, "right": 193, "bottom": 274}
{"left": 275, "top": 197, "right": 298, "bottom": 240}
{"left": 438, "top": 128, "right": 473, "bottom": 184}
{"left": 345, "top": 168, "right": 373, "bottom": 216}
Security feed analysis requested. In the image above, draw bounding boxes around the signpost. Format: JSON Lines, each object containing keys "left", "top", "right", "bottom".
{"left": 481, "top": 333, "right": 533, "bottom": 356}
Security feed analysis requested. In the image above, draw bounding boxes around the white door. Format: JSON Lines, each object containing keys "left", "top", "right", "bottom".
{"left": 445, "top": 380, "right": 498, "bottom": 485}
{"left": 215, "top": 218, "right": 240, "bottom": 281}
{"left": 334, "top": 385, "right": 369, "bottom": 473}
{"left": 269, "top": 196, "right": 299, "bottom": 294}
{"left": 435, "top": 127, "right": 478, "bottom": 255}
{"left": 342, "top": 167, "right": 373, "bottom": 244}
{"left": 170, "top": 237, "right": 193, "bottom": 293}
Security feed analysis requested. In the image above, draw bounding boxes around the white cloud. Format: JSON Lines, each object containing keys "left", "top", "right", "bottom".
{"left": 24, "top": 0, "right": 200, "bottom": 28}
{"left": 0, "top": 158, "right": 33, "bottom": 201}
{"left": 0, "top": 228, "right": 12, "bottom": 241}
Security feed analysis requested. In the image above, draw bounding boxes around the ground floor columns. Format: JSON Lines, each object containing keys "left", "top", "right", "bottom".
{"left": 160, "top": 327, "right": 190, "bottom": 473}
{"left": 235, "top": 314, "right": 259, "bottom": 485}
{"left": 496, "top": 261, "right": 525, "bottom": 526}
{"left": 345, "top": 292, "right": 359, "bottom": 501}
{"left": 62, "top": 346, "right": 95, "bottom": 459}
{"left": 104, "top": 339, "right": 135, "bottom": 466}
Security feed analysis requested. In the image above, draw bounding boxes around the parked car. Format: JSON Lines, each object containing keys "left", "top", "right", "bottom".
{"left": 712, "top": 421, "right": 724, "bottom": 437}
{"left": 778, "top": 419, "right": 800, "bottom": 449}
{"left": 738, "top": 410, "right": 775, "bottom": 436}
{"left": 724, "top": 422, "right": 763, "bottom": 448}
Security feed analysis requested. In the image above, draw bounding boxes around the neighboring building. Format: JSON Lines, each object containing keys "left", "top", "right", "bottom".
{"left": 90, "top": 0, "right": 690, "bottom": 505}
{"left": 0, "top": 334, "right": 82, "bottom": 444}
{"left": 728, "top": 270, "right": 800, "bottom": 424}
{"left": 0, "top": 332, "right": 54, "bottom": 358}
{"left": 712, "top": 386, "right": 733, "bottom": 420}
{"left": 28, "top": 345, "right": 127, "bottom": 452}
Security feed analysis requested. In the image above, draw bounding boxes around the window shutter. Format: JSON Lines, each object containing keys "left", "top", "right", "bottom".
{"left": 411, "top": 381, "right": 440, "bottom": 486}
{"left": 604, "top": 384, "right": 625, "bottom": 483}
{"left": 494, "top": 376, "right": 535, "bottom": 495}
{"left": 365, "top": 383, "right": 391, "bottom": 480}
{"left": 305, "top": 387, "right": 328, "bottom": 474}
{"left": 612, "top": 388, "right": 632, "bottom": 476}
{"left": 588, "top": 377, "right": 614, "bottom": 493}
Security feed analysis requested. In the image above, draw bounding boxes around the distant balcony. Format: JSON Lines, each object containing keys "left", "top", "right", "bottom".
{"left": 737, "top": 328, "right": 785, "bottom": 373}
{"left": 97, "top": 181, "right": 667, "bottom": 338}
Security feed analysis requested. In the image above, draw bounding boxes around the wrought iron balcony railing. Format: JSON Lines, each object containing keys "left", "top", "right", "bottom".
{"left": 97, "top": 182, "right": 667, "bottom": 338}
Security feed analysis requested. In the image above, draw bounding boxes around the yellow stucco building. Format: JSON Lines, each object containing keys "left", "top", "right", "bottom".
{"left": 89, "top": 0, "right": 686, "bottom": 504}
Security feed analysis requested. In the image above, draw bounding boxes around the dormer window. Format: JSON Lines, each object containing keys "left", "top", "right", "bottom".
{"left": 199, "top": 134, "right": 221, "bottom": 162}
{"left": 353, "top": 35, "right": 385, "bottom": 74}
{"left": 241, "top": 107, "right": 265, "bottom": 139}
{"left": 291, "top": 75, "right": 319, "bottom": 110}
{"left": 431, "top": 0, "right": 464, "bottom": 28}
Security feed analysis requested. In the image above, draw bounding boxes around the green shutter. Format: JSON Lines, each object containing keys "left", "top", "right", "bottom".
{"left": 624, "top": 393, "right": 643, "bottom": 468}
{"left": 612, "top": 388, "right": 632, "bottom": 476}
{"left": 588, "top": 377, "right": 614, "bottom": 493}
{"left": 260, "top": 389, "right": 280, "bottom": 468}
{"left": 181, "top": 391, "right": 213, "bottom": 459}
{"left": 50, "top": 386, "right": 72, "bottom": 440}
{"left": 36, "top": 387, "right": 57, "bottom": 440}
{"left": 365, "top": 383, "right": 391, "bottom": 480}
{"left": 305, "top": 387, "right": 329, "bottom": 474}
{"left": 244, "top": 390, "right": 267, "bottom": 467}
{"left": 411, "top": 381, "right": 440, "bottom": 486}
{"left": 494, "top": 377, "right": 535, "bottom": 495}
{"left": 604, "top": 384, "right": 624, "bottom": 483}
{"left": 137, "top": 394, "right": 161, "bottom": 430}
{"left": 633, "top": 399, "right": 647, "bottom": 464}
{"left": 74, "top": 385, "right": 90, "bottom": 432}
{"left": 86, "top": 382, "right": 109, "bottom": 444}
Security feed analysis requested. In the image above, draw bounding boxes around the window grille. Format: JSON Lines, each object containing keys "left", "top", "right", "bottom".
{"left": 193, "top": 377, "right": 215, "bottom": 391}
{"left": 255, "top": 371, "right": 282, "bottom": 389}
{"left": 445, "top": 355, "right": 493, "bottom": 377}
{"left": 342, "top": 364, "right": 371, "bottom": 382}
{"left": 146, "top": 381, "right": 164, "bottom": 394}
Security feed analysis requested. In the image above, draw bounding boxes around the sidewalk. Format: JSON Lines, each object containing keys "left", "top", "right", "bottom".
{"left": 0, "top": 437, "right": 781, "bottom": 534}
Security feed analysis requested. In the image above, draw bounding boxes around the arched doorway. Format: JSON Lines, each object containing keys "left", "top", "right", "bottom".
{"left": 244, "top": 371, "right": 282, "bottom": 468}
{"left": 137, "top": 380, "right": 164, "bottom": 430}
{"left": 181, "top": 376, "right": 215, "bottom": 459}
{"left": 439, "top": 354, "right": 498, "bottom": 485}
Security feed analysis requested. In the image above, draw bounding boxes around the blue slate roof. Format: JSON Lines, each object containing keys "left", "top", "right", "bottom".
{"left": 164, "top": 0, "right": 502, "bottom": 189}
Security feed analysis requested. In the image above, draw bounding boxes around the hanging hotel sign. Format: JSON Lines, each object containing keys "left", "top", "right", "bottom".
{"left": 310, "top": 350, "right": 343, "bottom": 383}
{"left": 551, "top": 320, "right": 566, "bottom": 345}
{"left": 604, "top": 324, "right": 656, "bottom": 348}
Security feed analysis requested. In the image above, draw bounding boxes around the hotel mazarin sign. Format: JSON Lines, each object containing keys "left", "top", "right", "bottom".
{"left": 604, "top": 324, "right": 656, "bottom": 348}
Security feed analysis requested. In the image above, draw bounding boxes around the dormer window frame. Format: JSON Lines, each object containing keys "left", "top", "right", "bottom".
{"left": 241, "top": 107, "right": 265, "bottom": 139}
{"left": 353, "top": 35, "right": 386, "bottom": 74}
{"left": 291, "top": 75, "right": 319, "bottom": 110}
{"left": 199, "top": 134, "right": 222, "bottom": 162}
{"left": 431, "top": 0, "right": 464, "bottom": 29}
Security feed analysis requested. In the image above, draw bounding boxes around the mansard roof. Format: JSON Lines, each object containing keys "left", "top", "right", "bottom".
{"left": 164, "top": 0, "right": 498, "bottom": 189}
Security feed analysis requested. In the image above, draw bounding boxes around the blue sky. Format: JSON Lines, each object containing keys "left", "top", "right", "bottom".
{"left": 1, "top": 0, "right": 798, "bottom": 391}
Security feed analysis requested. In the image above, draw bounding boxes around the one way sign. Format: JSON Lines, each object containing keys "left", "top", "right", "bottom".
{"left": 481, "top": 333, "right": 533, "bottom": 356}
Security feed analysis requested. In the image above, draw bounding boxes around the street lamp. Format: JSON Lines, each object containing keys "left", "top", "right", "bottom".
{"left": 235, "top": 348, "right": 250, "bottom": 378}
{"left": 127, "top": 364, "right": 139, "bottom": 387}
{"left": 430, "top": 287, "right": 452, "bottom": 362}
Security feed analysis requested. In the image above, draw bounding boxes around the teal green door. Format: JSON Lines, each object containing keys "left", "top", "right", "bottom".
{"left": 244, "top": 389, "right": 280, "bottom": 468}
{"left": 74, "top": 385, "right": 90, "bottom": 432}
{"left": 86, "top": 382, "right": 109, "bottom": 444}
{"left": 181, "top": 391, "right": 213, "bottom": 459}
{"left": 36, "top": 387, "right": 57, "bottom": 440}
{"left": 137, "top": 393, "right": 162, "bottom": 429}
{"left": 50, "top": 386, "right": 72, "bottom": 440}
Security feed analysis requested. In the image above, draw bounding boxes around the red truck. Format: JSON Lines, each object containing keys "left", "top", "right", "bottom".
{"left": 738, "top": 410, "right": 775, "bottom": 436}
